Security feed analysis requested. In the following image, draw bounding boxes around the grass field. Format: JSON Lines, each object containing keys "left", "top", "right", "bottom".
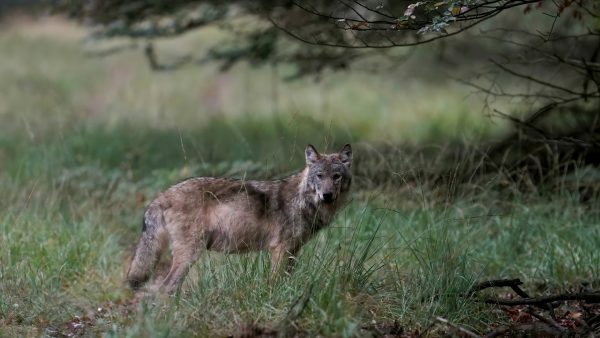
{"left": 1, "top": 17, "right": 599, "bottom": 337}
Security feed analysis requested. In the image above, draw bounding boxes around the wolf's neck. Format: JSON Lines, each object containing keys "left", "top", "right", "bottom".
{"left": 295, "top": 168, "right": 318, "bottom": 203}
{"left": 290, "top": 168, "right": 334, "bottom": 230}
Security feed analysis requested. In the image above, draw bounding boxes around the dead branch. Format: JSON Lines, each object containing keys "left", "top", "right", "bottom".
{"left": 467, "top": 278, "right": 555, "bottom": 313}
{"left": 434, "top": 316, "right": 482, "bottom": 338}
{"left": 487, "top": 101, "right": 559, "bottom": 157}
{"left": 468, "top": 278, "right": 523, "bottom": 296}
{"left": 490, "top": 59, "right": 585, "bottom": 96}
{"left": 484, "top": 322, "right": 565, "bottom": 338}
{"left": 483, "top": 292, "right": 600, "bottom": 306}
{"left": 523, "top": 307, "right": 565, "bottom": 333}
{"left": 492, "top": 109, "right": 550, "bottom": 138}
{"left": 469, "top": 279, "right": 600, "bottom": 305}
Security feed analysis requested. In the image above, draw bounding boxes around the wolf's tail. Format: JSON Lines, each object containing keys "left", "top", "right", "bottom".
{"left": 127, "top": 204, "right": 168, "bottom": 290}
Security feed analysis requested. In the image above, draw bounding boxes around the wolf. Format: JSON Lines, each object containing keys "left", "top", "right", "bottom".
{"left": 127, "top": 144, "right": 352, "bottom": 293}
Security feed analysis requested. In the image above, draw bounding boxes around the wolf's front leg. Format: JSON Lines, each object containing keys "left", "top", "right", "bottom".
{"left": 162, "top": 239, "right": 203, "bottom": 294}
{"left": 269, "top": 244, "right": 297, "bottom": 277}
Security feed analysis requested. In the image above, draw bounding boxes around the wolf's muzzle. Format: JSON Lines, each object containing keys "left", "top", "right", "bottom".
{"left": 321, "top": 193, "right": 335, "bottom": 204}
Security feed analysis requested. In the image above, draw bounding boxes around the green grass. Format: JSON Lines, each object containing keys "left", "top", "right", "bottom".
{"left": 1, "top": 17, "right": 599, "bottom": 337}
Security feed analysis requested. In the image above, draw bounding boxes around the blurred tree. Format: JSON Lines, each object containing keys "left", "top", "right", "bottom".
{"left": 52, "top": 0, "right": 599, "bottom": 175}
{"left": 51, "top": 1, "right": 594, "bottom": 74}
{"left": 53, "top": 1, "right": 557, "bottom": 43}
{"left": 0, "top": 0, "right": 45, "bottom": 18}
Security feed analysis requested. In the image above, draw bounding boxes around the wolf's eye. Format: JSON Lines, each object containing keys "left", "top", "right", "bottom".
{"left": 317, "top": 174, "right": 324, "bottom": 179}
{"left": 332, "top": 173, "right": 341, "bottom": 180}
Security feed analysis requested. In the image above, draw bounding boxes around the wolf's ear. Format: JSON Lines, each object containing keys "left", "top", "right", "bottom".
{"left": 339, "top": 144, "right": 352, "bottom": 167}
{"left": 305, "top": 144, "right": 320, "bottom": 165}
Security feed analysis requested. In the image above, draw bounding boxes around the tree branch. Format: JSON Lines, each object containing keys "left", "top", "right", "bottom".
{"left": 483, "top": 292, "right": 600, "bottom": 306}
{"left": 490, "top": 59, "right": 585, "bottom": 96}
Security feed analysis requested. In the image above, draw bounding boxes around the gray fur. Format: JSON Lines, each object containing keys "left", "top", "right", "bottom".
{"left": 127, "top": 144, "right": 353, "bottom": 293}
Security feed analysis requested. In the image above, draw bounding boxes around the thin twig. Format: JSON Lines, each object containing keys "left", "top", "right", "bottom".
{"left": 490, "top": 59, "right": 585, "bottom": 96}
{"left": 435, "top": 316, "right": 482, "bottom": 338}
{"left": 492, "top": 109, "right": 549, "bottom": 138}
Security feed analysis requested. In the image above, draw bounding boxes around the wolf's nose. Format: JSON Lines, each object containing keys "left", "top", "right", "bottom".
{"left": 322, "top": 193, "right": 334, "bottom": 203}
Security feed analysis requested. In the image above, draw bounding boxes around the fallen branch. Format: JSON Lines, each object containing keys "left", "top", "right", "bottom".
{"left": 468, "top": 278, "right": 554, "bottom": 312}
{"left": 524, "top": 307, "right": 565, "bottom": 333}
{"left": 434, "top": 316, "right": 481, "bottom": 338}
{"left": 483, "top": 292, "right": 600, "bottom": 306}
{"left": 468, "top": 278, "right": 523, "bottom": 296}
{"left": 484, "top": 322, "right": 564, "bottom": 338}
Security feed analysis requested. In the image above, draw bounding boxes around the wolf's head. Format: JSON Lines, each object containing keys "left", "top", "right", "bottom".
{"left": 304, "top": 144, "right": 352, "bottom": 205}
